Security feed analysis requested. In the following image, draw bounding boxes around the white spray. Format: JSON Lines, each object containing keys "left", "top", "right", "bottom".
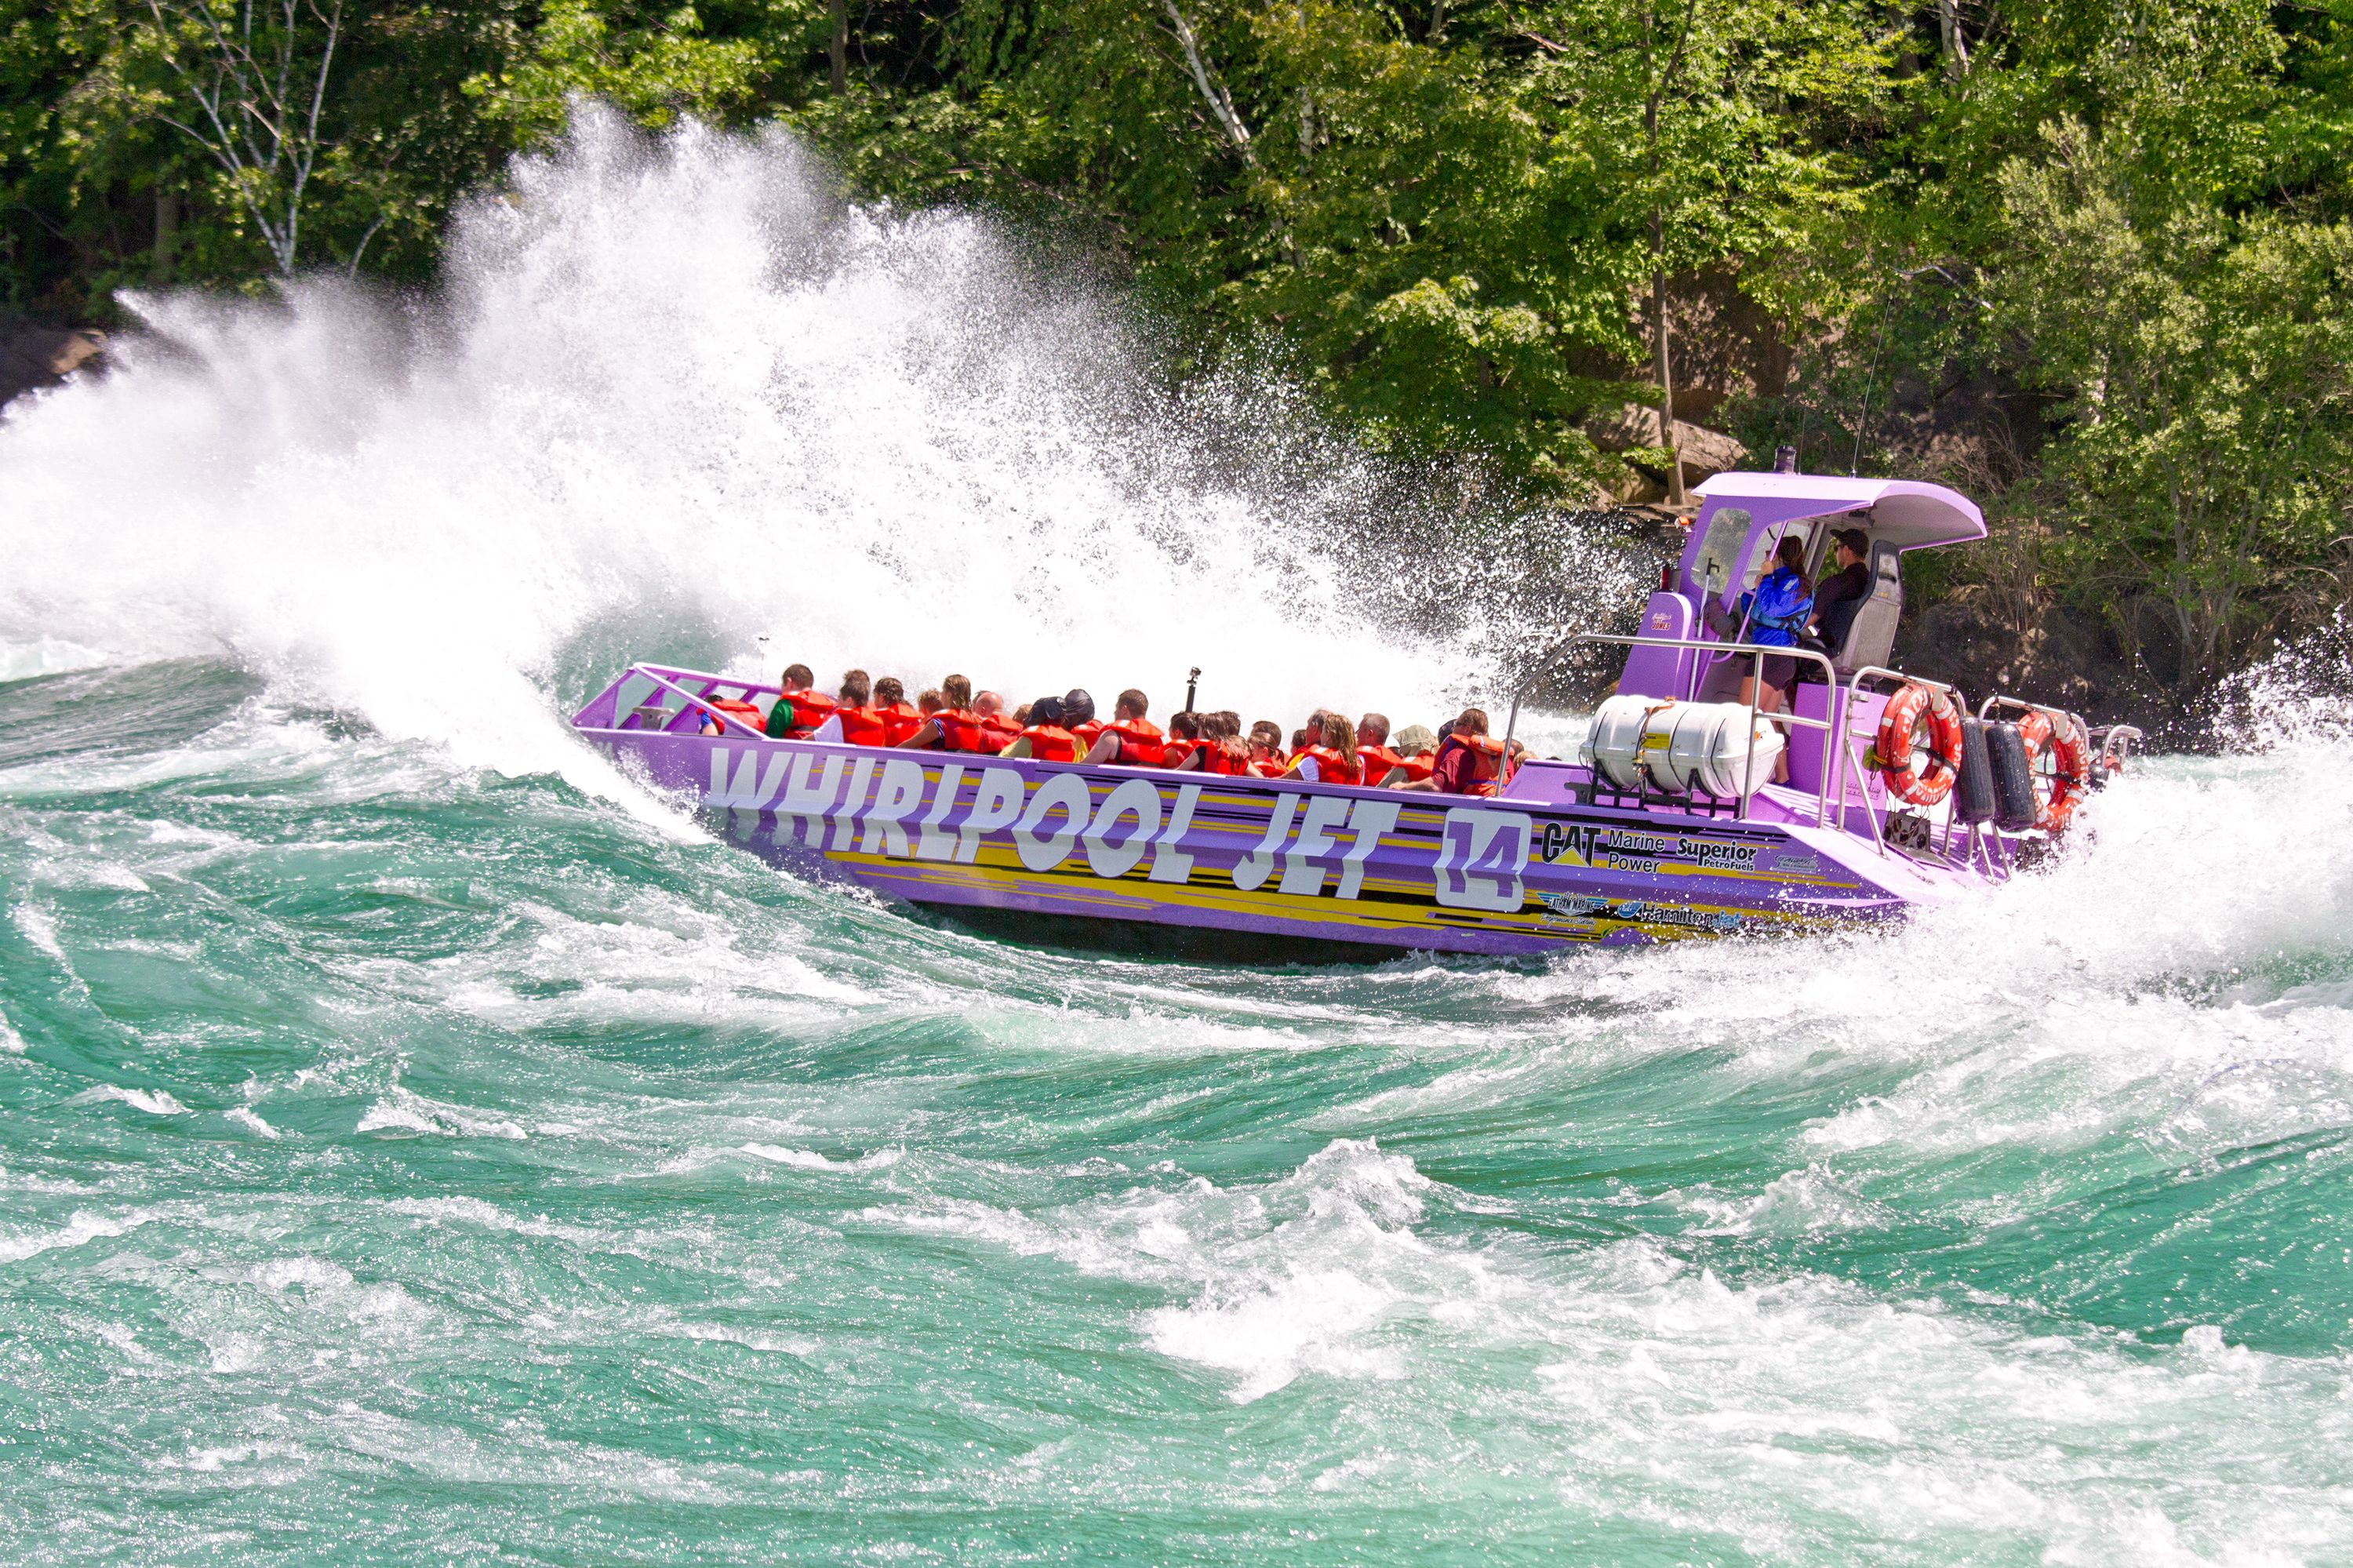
{"left": 0, "top": 107, "right": 1555, "bottom": 790}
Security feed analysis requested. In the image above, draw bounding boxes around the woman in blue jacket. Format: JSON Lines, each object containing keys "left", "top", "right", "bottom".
{"left": 1733, "top": 535, "right": 1814, "bottom": 711}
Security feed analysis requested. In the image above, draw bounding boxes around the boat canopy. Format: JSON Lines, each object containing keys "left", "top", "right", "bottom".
{"left": 1689, "top": 472, "right": 1986, "bottom": 550}
{"left": 1625, "top": 471, "right": 1988, "bottom": 701}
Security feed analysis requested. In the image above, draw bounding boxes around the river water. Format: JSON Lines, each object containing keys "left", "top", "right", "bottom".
{"left": 4, "top": 114, "right": 2351, "bottom": 1566}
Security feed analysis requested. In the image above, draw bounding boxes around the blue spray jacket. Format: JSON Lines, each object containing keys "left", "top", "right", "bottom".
{"left": 1736, "top": 567, "right": 1814, "bottom": 648}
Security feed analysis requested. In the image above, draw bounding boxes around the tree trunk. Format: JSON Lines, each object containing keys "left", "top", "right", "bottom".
{"left": 151, "top": 190, "right": 180, "bottom": 286}
{"left": 1651, "top": 229, "right": 1684, "bottom": 506}
{"left": 830, "top": 0, "right": 849, "bottom": 93}
{"left": 1162, "top": 0, "right": 1256, "bottom": 165}
{"left": 1937, "top": 0, "right": 1969, "bottom": 78}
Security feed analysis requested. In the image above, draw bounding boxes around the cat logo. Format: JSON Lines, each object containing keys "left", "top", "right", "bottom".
{"left": 1539, "top": 822, "right": 1602, "bottom": 864}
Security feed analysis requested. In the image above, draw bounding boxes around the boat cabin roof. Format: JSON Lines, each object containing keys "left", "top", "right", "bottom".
{"left": 1689, "top": 472, "right": 1986, "bottom": 550}
{"left": 1620, "top": 471, "right": 1985, "bottom": 701}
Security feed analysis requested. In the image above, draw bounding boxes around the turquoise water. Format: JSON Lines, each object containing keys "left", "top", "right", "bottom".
{"left": 5, "top": 657, "right": 2351, "bottom": 1564}
{"left": 5, "top": 111, "right": 2352, "bottom": 1563}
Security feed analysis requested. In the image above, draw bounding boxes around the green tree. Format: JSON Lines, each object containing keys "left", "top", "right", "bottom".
{"left": 460, "top": 1, "right": 781, "bottom": 145}
{"left": 1992, "top": 118, "right": 2353, "bottom": 687}
{"left": 1509, "top": 0, "right": 1895, "bottom": 497}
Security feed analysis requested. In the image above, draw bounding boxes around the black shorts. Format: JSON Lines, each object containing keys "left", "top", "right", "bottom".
{"left": 1755, "top": 653, "right": 1802, "bottom": 693}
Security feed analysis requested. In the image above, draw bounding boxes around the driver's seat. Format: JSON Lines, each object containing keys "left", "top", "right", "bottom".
{"left": 1831, "top": 544, "right": 1904, "bottom": 677}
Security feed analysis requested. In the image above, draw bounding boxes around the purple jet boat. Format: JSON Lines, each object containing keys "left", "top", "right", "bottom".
{"left": 571, "top": 471, "right": 2138, "bottom": 960}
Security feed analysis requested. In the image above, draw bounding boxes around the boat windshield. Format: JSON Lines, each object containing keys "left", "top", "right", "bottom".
{"left": 1693, "top": 508, "right": 1748, "bottom": 598}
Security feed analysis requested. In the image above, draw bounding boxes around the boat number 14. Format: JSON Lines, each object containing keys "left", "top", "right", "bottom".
{"left": 1435, "top": 810, "right": 1530, "bottom": 912}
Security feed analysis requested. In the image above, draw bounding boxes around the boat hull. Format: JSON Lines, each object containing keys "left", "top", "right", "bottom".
{"left": 578, "top": 719, "right": 1958, "bottom": 959}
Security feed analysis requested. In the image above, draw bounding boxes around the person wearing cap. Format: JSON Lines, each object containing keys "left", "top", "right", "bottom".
{"left": 1386, "top": 724, "right": 1438, "bottom": 784}
{"left": 1810, "top": 527, "right": 1873, "bottom": 654}
{"left": 1002, "top": 694, "right": 1080, "bottom": 761}
{"left": 1063, "top": 689, "right": 1102, "bottom": 751}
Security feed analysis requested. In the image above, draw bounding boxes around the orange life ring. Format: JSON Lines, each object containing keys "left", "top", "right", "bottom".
{"left": 1875, "top": 683, "right": 1963, "bottom": 806}
{"left": 2017, "top": 711, "right": 2089, "bottom": 831}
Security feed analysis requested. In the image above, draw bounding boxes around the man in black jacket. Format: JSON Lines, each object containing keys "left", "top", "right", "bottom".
{"left": 1811, "top": 529, "right": 1874, "bottom": 653}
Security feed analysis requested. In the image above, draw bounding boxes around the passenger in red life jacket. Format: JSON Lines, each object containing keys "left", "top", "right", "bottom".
{"left": 1213, "top": 711, "right": 1253, "bottom": 773}
{"left": 1000, "top": 694, "right": 1079, "bottom": 762}
{"left": 976, "top": 691, "right": 1020, "bottom": 751}
{"left": 1288, "top": 710, "right": 1339, "bottom": 769}
{"left": 1082, "top": 689, "right": 1168, "bottom": 766}
{"left": 1395, "top": 708, "right": 1507, "bottom": 795}
{"left": 900, "top": 674, "right": 993, "bottom": 751}
{"left": 1246, "top": 720, "right": 1289, "bottom": 777}
{"left": 1173, "top": 711, "right": 1249, "bottom": 773}
{"left": 1159, "top": 711, "right": 1202, "bottom": 769}
{"left": 1285, "top": 711, "right": 1364, "bottom": 785}
{"left": 1355, "top": 711, "right": 1406, "bottom": 785}
{"left": 1387, "top": 724, "right": 1438, "bottom": 784}
{"left": 871, "top": 676, "right": 925, "bottom": 745}
{"left": 1061, "top": 689, "right": 1100, "bottom": 751}
{"left": 809, "top": 670, "right": 882, "bottom": 744}
{"left": 765, "top": 663, "right": 835, "bottom": 738}
{"left": 699, "top": 693, "right": 768, "bottom": 735}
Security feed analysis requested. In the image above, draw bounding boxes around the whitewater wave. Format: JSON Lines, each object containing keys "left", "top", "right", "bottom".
{"left": 0, "top": 106, "right": 1609, "bottom": 802}
{"left": 867, "top": 1135, "right": 2348, "bottom": 1560}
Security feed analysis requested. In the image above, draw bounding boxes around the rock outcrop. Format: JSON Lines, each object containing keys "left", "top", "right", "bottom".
{"left": 1890, "top": 591, "right": 2177, "bottom": 737}
{"left": 1587, "top": 403, "right": 1749, "bottom": 503}
{"left": 0, "top": 322, "right": 106, "bottom": 410}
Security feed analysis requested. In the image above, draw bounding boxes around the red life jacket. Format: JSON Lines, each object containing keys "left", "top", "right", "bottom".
{"left": 1161, "top": 737, "right": 1199, "bottom": 768}
{"left": 878, "top": 702, "right": 924, "bottom": 746}
{"left": 1020, "top": 724, "right": 1079, "bottom": 763}
{"left": 778, "top": 689, "right": 836, "bottom": 735}
{"left": 936, "top": 709, "right": 990, "bottom": 753}
{"left": 1296, "top": 744, "right": 1362, "bottom": 786}
{"left": 1440, "top": 733, "right": 1506, "bottom": 796}
{"left": 1358, "top": 744, "right": 1402, "bottom": 782}
{"left": 1247, "top": 753, "right": 1288, "bottom": 778}
{"left": 980, "top": 713, "right": 1022, "bottom": 750}
{"left": 1071, "top": 719, "right": 1107, "bottom": 752}
{"left": 837, "top": 706, "right": 889, "bottom": 746}
{"left": 1198, "top": 740, "right": 1249, "bottom": 776}
{"left": 704, "top": 697, "right": 766, "bottom": 733}
{"left": 1398, "top": 750, "right": 1436, "bottom": 783}
{"left": 1103, "top": 718, "right": 1166, "bottom": 767}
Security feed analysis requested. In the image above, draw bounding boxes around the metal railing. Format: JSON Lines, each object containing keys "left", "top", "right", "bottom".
{"left": 1500, "top": 633, "right": 1840, "bottom": 825}
{"left": 1497, "top": 632, "right": 2006, "bottom": 868}
{"left": 613, "top": 665, "right": 776, "bottom": 742}
{"left": 2095, "top": 724, "right": 2145, "bottom": 769}
{"left": 1838, "top": 665, "right": 1972, "bottom": 862}
{"left": 1977, "top": 693, "right": 2081, "bottom": 731}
